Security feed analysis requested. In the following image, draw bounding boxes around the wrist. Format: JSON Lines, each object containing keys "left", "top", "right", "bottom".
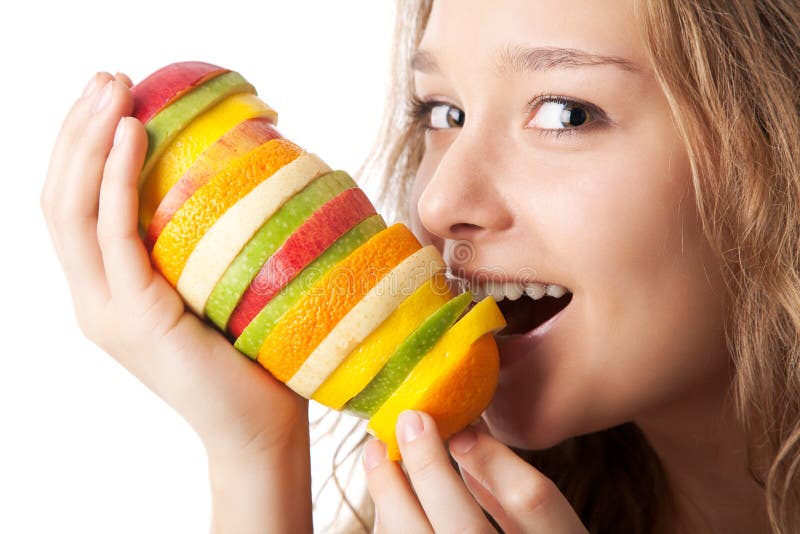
{"left": 206, "top": 422, "right": 312, "bottom": 534}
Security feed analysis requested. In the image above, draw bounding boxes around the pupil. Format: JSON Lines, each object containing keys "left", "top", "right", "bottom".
{"left": 567, "top": 107, "right": 587, "bottom": 126}
{"left": 448, "top": 108, "right": 465, "bottom": 127}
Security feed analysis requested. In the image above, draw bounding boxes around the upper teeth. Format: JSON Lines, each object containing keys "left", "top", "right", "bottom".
{"left": 466, "top": 280, "right": 570, "bottom": 302}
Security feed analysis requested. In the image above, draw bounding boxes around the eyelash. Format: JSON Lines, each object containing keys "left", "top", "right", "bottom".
{"left": 407, "top": 93, "right": 606, "bottom": 139}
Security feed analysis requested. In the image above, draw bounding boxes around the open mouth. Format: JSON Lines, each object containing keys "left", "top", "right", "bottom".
{"left": 494, "top": 291, "right": 573, "bottom": 336}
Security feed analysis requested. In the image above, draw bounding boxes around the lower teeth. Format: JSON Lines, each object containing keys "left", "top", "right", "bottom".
{"left": 495, "top": 292, "right": 572, "bottom": 336}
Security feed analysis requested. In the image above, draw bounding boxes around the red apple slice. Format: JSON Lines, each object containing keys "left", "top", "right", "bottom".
{"left": 144, "top": 117, "right": 282, "bottom": 251}
{"left": 131, "top": 61, "right": 228, "bottom": 124}
{"left": 227, "top": 187, "right": 377, "bottom": 337}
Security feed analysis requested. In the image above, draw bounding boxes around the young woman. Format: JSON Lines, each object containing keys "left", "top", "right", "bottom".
{"left": 40, "top": 0, "right": 800, "bottom": 532}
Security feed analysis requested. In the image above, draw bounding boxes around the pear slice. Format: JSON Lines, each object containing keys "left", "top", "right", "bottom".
{"left": 312, "top": 273, "right": 452, "bottom": 409}
{"left": 177, "top": 153, "right": 331, "bottom": 315}
{"left": 140, "top": 95, "right": 279, "bottom": 236}
{"left": 227, "top": 187, "right": 377, "bottom": 337}
{"left": 234, "top": 214, "right": 386, "bottom": 358}
{"left": 204, "top": 171, "right": 356, "bottom": 330}
{"left": 286, "top": 245, "right": 446, "bottom": 398}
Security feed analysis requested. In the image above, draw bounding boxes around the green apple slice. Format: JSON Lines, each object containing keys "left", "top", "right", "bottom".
{"left": 344, "top": 290, "right": 473, "bottom": 418}
{"left": 285, "top": 245, "right": 446, "bottom": 398}
{"left": 205, "top": 170, "right": 357, "bottom": 330}
{"left": 139, "top": 71, "right": 262, "bottom": 188}
{"left": 234, "top": 214, "right": 386, "bottom": 358}
{"left": 177, "top": 153, "right": 332, "bottom": 315}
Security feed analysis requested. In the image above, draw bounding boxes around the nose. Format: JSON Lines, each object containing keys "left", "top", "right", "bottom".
{"left": 416, "top": 128, "right": 514, "bottom": 246}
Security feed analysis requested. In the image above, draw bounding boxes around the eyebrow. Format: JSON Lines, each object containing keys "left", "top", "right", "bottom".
{"left": 411, "top": 44, "right": 642, "bottom": 76}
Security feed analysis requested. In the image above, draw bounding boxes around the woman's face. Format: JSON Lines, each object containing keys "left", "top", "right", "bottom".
{"left": 409, "top": 0, "right": 730, "bottom": 449}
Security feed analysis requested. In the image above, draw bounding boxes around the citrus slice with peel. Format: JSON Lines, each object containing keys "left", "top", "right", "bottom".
{"left": 139, "top": 71, "right": 267, "bottom": 187}
{"left": 312, "top": 273, "right": 453, "bottom": 409}
{"left": 286, "top": 245, "right": 446, "bottom": 398}
{"left": 177, "top": 153, "right": 332, "bottom": 315}
{"left": 234, "top": 214, "right": 386, "bottom": 358}
{"left": 370, "top": 332, "right": 500, "bottom": 461}
{"left": 145, "top": 118, "right": 281, "bottom": 250}
{"left": 227, "top": 187, "right": 377, "bottom": 337}
{"left": 256, "top": 223, "right": 422, "bottom": 382}
{"left": 368, "top": 296, "right": 506, "bottom": 460}
{"left": 152, "top": 138, "right": 302, "bottom": 285}
{"left": 140, "top": 94, "right": 279, "bottom": 234}
{"left": 345, "top": 291, "right": 474, "bottom": 418}
{"left": 205, "top": 171, "right": 357, "bottom": 331}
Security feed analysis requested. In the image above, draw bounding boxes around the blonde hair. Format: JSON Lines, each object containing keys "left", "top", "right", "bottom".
{"left": 347, "top": 0, "right": 800, "bottom": 531}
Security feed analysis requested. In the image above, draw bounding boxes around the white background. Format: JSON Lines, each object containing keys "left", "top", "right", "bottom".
{"left": 1, "top": 2, "right": 396, "bottom": 532}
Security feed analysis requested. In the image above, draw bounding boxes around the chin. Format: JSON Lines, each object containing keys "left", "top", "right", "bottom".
{"left": 482, "top": 391, "right": 573, "bottom": 451}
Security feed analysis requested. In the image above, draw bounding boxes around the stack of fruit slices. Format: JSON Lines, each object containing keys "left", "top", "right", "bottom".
{"left": 132, "top": 61, "right": 507, "bottom": 459}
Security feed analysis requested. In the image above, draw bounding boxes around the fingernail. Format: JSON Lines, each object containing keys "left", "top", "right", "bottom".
{"left": 92, "top": 81, "right": 114, "bottom": 114}
{"left": 113, "top": 118, "right": 126, "bottom": 147}
{"left": 82, "top": 73, "right": 99, "bottom": 98}
{"left": 449, "top": 427, "right": 477, "bottom": 455}
{"left": 362, "top": 439, "right": 386, "bottom": 471}
{"left": 397, "top": 410, "right": 423, "bottom": 444}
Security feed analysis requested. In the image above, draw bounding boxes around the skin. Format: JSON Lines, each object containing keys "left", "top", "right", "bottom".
{"left": 40, "top": 1, "right": 770, "bottom": 532}
{"left": 363, "top": 0, "right": 768, "bottom": 532}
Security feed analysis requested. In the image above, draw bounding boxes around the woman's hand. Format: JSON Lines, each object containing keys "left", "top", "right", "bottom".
{"left": 363, "top": 411, "right": 588, "bottom": 534}
{"left": 40, "top": 72, "right": 312, "bottom": 531}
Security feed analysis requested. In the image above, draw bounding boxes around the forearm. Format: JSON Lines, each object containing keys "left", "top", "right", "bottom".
{"left": 207, "top": 424, "right": 313, "bottom": 534}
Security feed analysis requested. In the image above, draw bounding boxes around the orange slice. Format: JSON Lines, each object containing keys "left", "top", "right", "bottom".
{"left": 177, "top": 153, "right": 331, "bottom": 315}
{"left": 367, "top": 297, "right": 505, "bottom": 460}
{"left": 257, "top": 223, "right": 422, "bottom": 382}
{"left": 139, "top": 93, "right": 277, "bottom": 231}
{"left": 152, "top": 138, "right": 302, "bottom": 285}
{"left": 312, "top": 273, "right": 453, "bottom": 409}
{"left": 286, "top": 245, "right": 446, "bottom": 398}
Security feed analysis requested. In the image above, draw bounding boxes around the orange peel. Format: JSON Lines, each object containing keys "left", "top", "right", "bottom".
{"left": 256, "top": 223, "right": 422, "bottom": 382}
{"left": 152, "top": 138, "right": 302, "bottom": 285}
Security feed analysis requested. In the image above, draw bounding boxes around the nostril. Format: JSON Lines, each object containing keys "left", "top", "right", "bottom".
{"left": 450, "top": 222, "right": 482, "bottom": 233}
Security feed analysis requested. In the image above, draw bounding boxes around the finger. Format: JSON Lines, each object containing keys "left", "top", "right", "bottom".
{"left": 114, "top": 71, "right": 133, "bottom": 87}
{"left": 50, "top": 78, "right": 134, "bottom": 309}
{"left": 41, "top": 71, "right": 114, "bottom": 214}
{"left": 458, "top": 469, "right": 511, "bottom": 531}
{"left": 61, "top": 78, "right": 133, "bottom": 220}
{"left": 396, "top": 411, "right": 492, "bottom": 533}
{"left": 363, "top": 438, "right": 433, "bottom": 534}
{"left": 449, "top": 428, "right": 587, "bottom": 534}
{"left": 97, "top": 115, "right": 153, "bottom": 300}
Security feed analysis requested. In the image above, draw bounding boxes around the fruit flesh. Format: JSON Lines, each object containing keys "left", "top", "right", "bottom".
{"left": 132, "top": 63, "right": 506, "bottom": 457}
{"left": 312, "top": 273, "right": 453, "bottom": 409}
{"left": 234, "top": 214, "right": 386, "bottom": 358}
{"left": 227, "top": 187, "right": 376, "bottom": 336}
{"left": 285, "top": 245, "right": 446, "bottom": 398}
{"left": 139, "top": 94, "right": 278, "bottom": 234}
{"left": 256, "top": 223, "right": 422, "bottom": 382}
{"left": 139, "top": 71, "right": 269, "bottom": 187}
{"left": 204, "top": 171, "right": 356, "bottom": 330}
{"left": 152, "top": 138, "right": 302, "bottom": 285}
{"left": 131, "top": 61, "right": 227, "bottom": 124}
{"left": 177, "top": 153, "right": 332, "bottom": 315}
{"left": 145, "top": 118, "right": 282, "bottom": 249}
{"left": 345, "top": 291, "right": 474, "bottom": 418}
{"left": 369, "top": 332, "right": 500, "bottom": 461}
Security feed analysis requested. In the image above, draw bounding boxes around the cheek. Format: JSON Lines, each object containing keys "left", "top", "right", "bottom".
{"left": 489, "top": 133, "right": 730, "bottom": 448}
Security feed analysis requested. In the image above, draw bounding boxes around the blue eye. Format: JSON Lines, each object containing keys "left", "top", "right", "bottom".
{"left": 408, "top": 96, "right": 465, "bottom": 130}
